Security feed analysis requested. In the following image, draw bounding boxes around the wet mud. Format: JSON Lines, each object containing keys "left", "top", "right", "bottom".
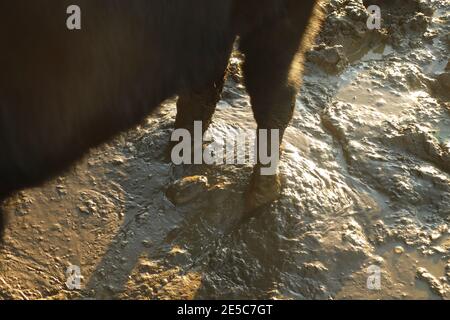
{"left": 1, "top": 0, "right": 449, "bottom": 299}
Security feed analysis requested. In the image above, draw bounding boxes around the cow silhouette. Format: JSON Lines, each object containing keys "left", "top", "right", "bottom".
{"left": 0, "top": 0, "right": 324, "bottom": 238}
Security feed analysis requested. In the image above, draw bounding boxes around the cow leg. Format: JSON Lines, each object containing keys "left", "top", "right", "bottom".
{"left": 240, "top": 17, "right": 311, "bottom": 211}
{"left": 175, "top": 46, "right": 233, "bottom": 136}
{"left": 175, "top": 75, "right": 225, "bottom": 136}
{"left": 167, "top": 46, "right": 233, "bottom": 162}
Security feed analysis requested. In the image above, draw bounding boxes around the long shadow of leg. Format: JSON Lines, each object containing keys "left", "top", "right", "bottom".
{"left": 85, "top": 40, "right": 235, "bottom": 299}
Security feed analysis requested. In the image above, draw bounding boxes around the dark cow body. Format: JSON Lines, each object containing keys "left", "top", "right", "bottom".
{"left": 0, "top": 1, "right": 323, "bottom": 239}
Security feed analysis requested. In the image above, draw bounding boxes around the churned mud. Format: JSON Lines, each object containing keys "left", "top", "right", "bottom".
{"left": 1, "top": 0, "right": 449, "bottom": 300}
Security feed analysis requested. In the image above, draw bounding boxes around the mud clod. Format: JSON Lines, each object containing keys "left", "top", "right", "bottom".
{"left": 166, "top": 176, "right": 210, "bottom": 206}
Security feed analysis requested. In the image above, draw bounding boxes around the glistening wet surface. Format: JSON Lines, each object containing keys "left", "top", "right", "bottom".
{"left": 1, "top": 0, "right": 449, "bottom": 299}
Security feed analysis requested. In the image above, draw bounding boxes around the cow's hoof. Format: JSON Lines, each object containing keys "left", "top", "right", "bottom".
{"left": 245, "top": 173, "right": 281, "bottom": 213}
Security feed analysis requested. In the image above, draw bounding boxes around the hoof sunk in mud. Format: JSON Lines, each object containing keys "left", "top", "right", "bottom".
{"left": 245, "top": 172, "right": 282, "bottom": 213}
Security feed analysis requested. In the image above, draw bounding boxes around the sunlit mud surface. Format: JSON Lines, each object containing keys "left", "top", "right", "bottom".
{"left": 1, "top": 0, "right": 449, "bottom": 299}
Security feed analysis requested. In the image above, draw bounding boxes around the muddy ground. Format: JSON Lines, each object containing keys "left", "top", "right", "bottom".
{"left": 1, "top": 0, "right": 449, "bottom": 300}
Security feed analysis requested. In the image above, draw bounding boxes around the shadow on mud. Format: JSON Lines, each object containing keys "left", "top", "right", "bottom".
{"left": 82, "top": 116, "right": 373, "bottom": 299}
